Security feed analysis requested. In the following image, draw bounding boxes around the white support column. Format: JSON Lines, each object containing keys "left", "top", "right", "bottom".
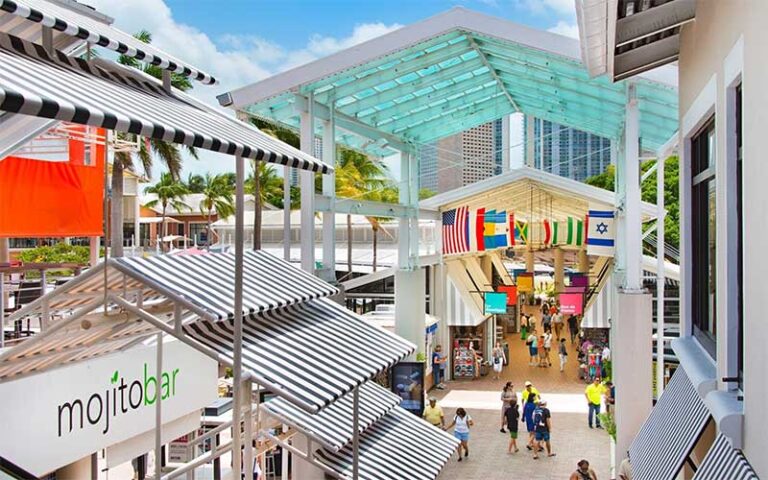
{"left": 232, "top": 154, "right": 246, "bottom": 480}
{"left": 243, "top": 378, "right": 254, "bottom": 480}
{"left": 154, "top": 331, "right": 163, "bottom": 479}
{"left": 553, "top": 247, "right": 565, "bottom": 296}
{"left": 283, "top": 166, "right": 291, "bottom": 261}
{"left": 408, "top": 148, "right": 420, "bottom": 267}
{"left": 623, "top": 84, "right": 643, "bottom": 292}
{"left": 299, "top": 94, "right": 316, "bottom": 274}
{"left": 398, "top": 151, "right": 411, "bottom": 270}
{"left": 656, "top": 157, "right": 666, "bottom": 394}
{"left": 321, "top": 109, "right": 336, "bottom": 282}
{"left": 134, "top": 196, "right": 141, "bottom": 250}
{"left": 352, "top": 386, "right": 360, "bottom": 480}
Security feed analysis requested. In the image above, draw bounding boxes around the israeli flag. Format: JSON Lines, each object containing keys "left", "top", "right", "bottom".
{"left": 587, "top": 206, "right": 615, "bottom": 257}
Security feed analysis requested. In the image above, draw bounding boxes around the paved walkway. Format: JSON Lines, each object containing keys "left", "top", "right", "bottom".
{"left": 436, "top": 320, "right": 611, "bottom": 480}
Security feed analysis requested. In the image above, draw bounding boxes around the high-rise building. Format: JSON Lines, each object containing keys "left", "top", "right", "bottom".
{"left": 524, "top": 116, "right": 612, "bottom": 182}
{"left": 419, "top": 118, "right": 505, "bottom": 194}
{"left": 290, "top": 137, "right": 324, "bottom": 187}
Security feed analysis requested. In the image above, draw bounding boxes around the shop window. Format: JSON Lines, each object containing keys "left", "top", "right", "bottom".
{"left": 691, "top": 117, "right": 716, "bottom": 356}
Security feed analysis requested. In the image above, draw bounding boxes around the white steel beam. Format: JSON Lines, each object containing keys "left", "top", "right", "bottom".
{"left": 299, "top": 94, "right": 316, "bottom": 273}
{"left": 466, "top": 35, "right": 520, "bottom": 113}
{"left": 321, "top": 111, "right": 337, "bottom": 282}
{"left": 623, "top": 83, "right": 643, "bottom": 291}
{"left": 232, "top": 154, "right": 246, "bottom": 480}
{"left": 656, "top": 156, "right": 666, "bottom": 394}
{"left": 615, "top": 0, "right": 695, "bottom": 47}
{"left": 314, "top": 195, "right": 439, "bottom": 220}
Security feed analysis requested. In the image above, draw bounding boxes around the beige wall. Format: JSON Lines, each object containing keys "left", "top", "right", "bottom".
{"left": 677, "top": 1, "right": 768, "bottom": 475}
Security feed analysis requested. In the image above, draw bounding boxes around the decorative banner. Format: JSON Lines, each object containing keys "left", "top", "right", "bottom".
{"left": 497, "top": 285, "right": 518, "bottom": 305}
{"left": 559, "top": 292, "right": 584, "bottom": 315}
{"left": 564, "top": 285, "right": 586, "bottom": 294}
{"left": 587, "top": 205, "right": 616, "bottom": 257}
{"left": 469, "top": 207, "right": 486, "bottom": 252}
{"left": 570, "top": 273, "right": 589, "bottom": 289}
{"left": 552, "top": 217, "right": 585, "bottom": 246}
{"left": 517, "top": 272, "right": 534, "bottom": 293}
{"left": 442, "top": 206, "right": 469, "bottom": 255}
{"left": 514, "top": 220, "right": 528, "bottom": 245}
{"left": 484, "top": 292, "right": 508, "bottom": 315}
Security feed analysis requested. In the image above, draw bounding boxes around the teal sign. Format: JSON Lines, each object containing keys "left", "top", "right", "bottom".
{"left": 484, "top": 292, "right": 508, "bottom": 315}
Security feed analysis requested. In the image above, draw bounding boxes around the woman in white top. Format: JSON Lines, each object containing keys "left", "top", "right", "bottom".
{"left": 491, "top": 341, "right": 507, "bottom": 380}
{"left": 500, "top": 381, "right": 516, "bottom": 432}
{"left": 445, "top": 407, "right": 474, "bottom": 462}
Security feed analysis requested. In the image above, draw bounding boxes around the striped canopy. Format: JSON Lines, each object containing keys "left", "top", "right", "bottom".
{"left": 185, "top": 298, "right": 415, "bottom": 412}
{"left": 314, "top": 406, "right": 459, "bottom": 480}
{"left": 262, "top": 381, "right": 401, "bottom": 451}
{"left": 692, "top": 434, "right": 759, "bottom": 480}
{"left": 629, "top": 367, "right": 711, "bottom": 480}
{"left": 0, "top": 0, "right": 217, "bottom": 84}
{"left": 0, "top": 33, "right": 331, "bottom": 173}
{"left": 114, "top": 251, "right": 337, "bottom": 320}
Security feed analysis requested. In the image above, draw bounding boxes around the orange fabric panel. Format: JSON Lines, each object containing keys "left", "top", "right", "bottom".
{"left": 0, "top": 129, "right": 105, "bottom": 237}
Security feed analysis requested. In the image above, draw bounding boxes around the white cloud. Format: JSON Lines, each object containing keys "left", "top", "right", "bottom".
{"left": 548, "top": 21, "right": 580, "bottom": 39}
{"left": 516, "top": 0, "right": 576, "bottom": 20}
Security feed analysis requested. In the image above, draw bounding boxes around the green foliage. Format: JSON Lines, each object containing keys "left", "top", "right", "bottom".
{"left": 246, "top": 162, "right": 283, "bottom": 208}
{"left": 185, "top": 173, "right": 206, "bottom": 193}
{"left": 597, "top": 413, "right": 617, "bottom": 441}
{"left": 17, "top": 243, "right": 96, "bottom": 265}
{"left": 584, "top": 157, "right": 680, "bottom": 249}
{"left": 416, "top": 352, "right": 426, "bottom": 362}
{"left": 199, "top": 173, "right": 235, "bottom": 219}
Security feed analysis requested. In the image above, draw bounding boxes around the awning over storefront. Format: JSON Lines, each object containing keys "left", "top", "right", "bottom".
{"left": 629, "top": 366, "right": 711, "bottom": 480}
{"left": 0, "top": 33, "right": 332, "bottom": 174}
{"left": 261, "top": 381, "right": 401, "bottom": 452}
{"left": 0, "top": 0, "right": 217, "bottom": 84}
{"left": 692, "top": 434, "right": 759, "bottom": 480}
{"left": 445, "top": 259, "right": 488, "bottom": 327}
{"left": 313, "top": 406, "right": 458, "bottom": 480}
{"left": 184, "top": 298, "right": 415, "bottom": 412}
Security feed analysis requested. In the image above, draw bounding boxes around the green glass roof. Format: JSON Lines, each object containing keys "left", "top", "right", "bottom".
{"left": 235, "top": 9, "right": 677, "bottom": 157}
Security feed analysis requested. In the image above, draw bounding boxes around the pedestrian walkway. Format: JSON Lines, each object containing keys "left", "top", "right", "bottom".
{"left": 436, "top": 325, "right": 611, "bottom": 480}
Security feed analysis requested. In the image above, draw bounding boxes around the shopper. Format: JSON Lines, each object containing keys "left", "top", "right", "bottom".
{"left": 532, "top": 400, "right": 555, "bottom": 459}
{"left": 521, "top": 381, "right": 540, "bottom": 450}
{"left": 542, "top": 311, "right": 552, "bottom": 333}
{"left": 618, "top": 452, "right": 633, "bottom": 480}
{"left": 504, "top": 396, "right": 520, "bottom": 453}
{"left": 568, "top": 314, "right": 579, "bottom": 344}
{"left": 491, "top": 341, "right": 506, "bottom": 380}
{"left": 585, "top": 378, "right": 604, "bottom": 429}
{"left": 553, "top": 310, "right": 564, "bottom": 340}
{"left": 527, "top": 329, "right": 539, "bottom": 366}
{"left": 423, "top": 397, "right": 445, "bottom": 429}
{"left": 520, "top": 313, "right": 529, "bottom": 341}
{"left": 604, "top": 381, "right": 615, "bottom": 414}
{"left": 500, "top": 382, "right": 515, "bottom": 433}
{"left": 558, "top": 338, "right": 569, "bottom": 372}
{"left": 570, "top": 459, "right": 598, "bottom": 480}
{"left": 543, "top": 331, "right": 553, "bottom": 367}
{"left": 432, "top": 345, "right": 447, "bottom": 390}
{"left": 445, "top": 407, "right": 473, "bottom": 462}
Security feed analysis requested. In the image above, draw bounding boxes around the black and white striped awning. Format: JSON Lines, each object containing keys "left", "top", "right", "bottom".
{"left": 314, "top": 406, "right": 459, "bottom": 480}
{"left": 0, "top": 0, "right": 217, "bottom": 84}
{"left": 630, "top": 366, "right": 711, "bottom": 480}
{"left": 185, "top": 298, "right": 415, "bottom": 412}
{"left": 0, "top": 33, "right": 331, "bottom": 173}
{"left": 692, "top": 434, "right": 759, "bottom": 480}
{"left": 114, "top": 251, "right": 337, "bottom": 320}
{"left": 262, "top": 381, "right": 401, "bottom": 452}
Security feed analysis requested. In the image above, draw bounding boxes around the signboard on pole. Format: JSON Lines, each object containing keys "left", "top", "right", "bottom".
{"left": 517, "top": 273, "right": 534, "bottom": 293}
{"left": 560, "top": 293, "right": 584, "bottom": 315}
{"left": 483, "top": 291, "right": 508, "bottom": 315}
{"left": 496, "top": 285, "right": 518, "bottom": 305}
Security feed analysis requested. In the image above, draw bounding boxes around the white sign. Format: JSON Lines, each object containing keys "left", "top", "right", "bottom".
{"left": 0, "top": 340, "right": 218, "bottom": 477}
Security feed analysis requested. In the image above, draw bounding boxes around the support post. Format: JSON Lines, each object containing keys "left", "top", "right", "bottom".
{"left": 243, "top": 378, "right": 253, "bottom": 480}
{"left": 352, "top": 386, "right": 360, "bottom": 480}
{"left": 155, "top": 332, "right": 163, "bottom": 479}
{"left": 553, "top": 247, "right": 565, "bottom": 296}
{"left": 623, "top": 83, "right": 643, "bottom": 291}
{"left": 1, "top": 272, "right": 5, "bottom": 349}
{"left": 524, "top": 248, "right": 534, "bottom": 273}
{"left": 578, "top": 248, "right": 590, "bottom": 274}
{"left": 656, "top": 156, "right": 666, "bottom": 394}
{"left": 398, "top": 151, "right": 411, "bottom": 270}
{"left": 321, "top": 109, "right": 336, "bottom": 282}
{"left": 135, "top": 195, "right": 141, "bottom": 250}
{"left": 299, "top": 93, "right": 316, "bottom": 273}
{"left": 283, "top": 166, "right": 291, "bottom": 261}
{"left": 232, "top": 154, "right": 246, "bottom": 480}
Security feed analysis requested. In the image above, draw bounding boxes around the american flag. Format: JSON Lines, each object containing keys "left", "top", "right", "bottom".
{"left": 442, "top": 206, "right": 469, "bottom": 254}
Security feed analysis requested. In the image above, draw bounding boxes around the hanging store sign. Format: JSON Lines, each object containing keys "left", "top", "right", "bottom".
{"left": 483, "top": 292, "right": 508, "bottom": 315}
{"left": 560, "top": 293, "right": 584, "bottom": 315}
{"left": 0, "top": 340, "right": 218, "bottom": 477}
{"left": 517, "top": 273, "right": 534, "bottom": 293}
{"left": 496, "top": 285, "right": 518, "bottom": 305}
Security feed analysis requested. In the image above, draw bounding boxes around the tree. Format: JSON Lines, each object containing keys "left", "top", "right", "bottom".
{"left": 185, "top": 173, "right": 206, "bottom": 193}
{"left": 246, "top": 162, "right": 283, "bottom": 249}
{"left": 144, "top": 173, "right": 190, "bottom": 252}
{"left": 109, "top": 30, "right": 196, "bottom": 257}
{"left": 198, "top": 174, "right": 234, "bottom": 248}
{"left": 584, "top": 157, "right": 680, "bottom": 250}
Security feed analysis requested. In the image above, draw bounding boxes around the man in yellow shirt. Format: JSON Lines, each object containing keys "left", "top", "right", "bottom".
{"left": 423, "top": 397, "right": 445, "bottom": 428}
{"left": 584, "top": 378, "right": 605, "bottom": 429}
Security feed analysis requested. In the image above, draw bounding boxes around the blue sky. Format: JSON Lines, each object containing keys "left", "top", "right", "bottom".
{"left": 85, "top": 0, "right": 579, "bottom": 178}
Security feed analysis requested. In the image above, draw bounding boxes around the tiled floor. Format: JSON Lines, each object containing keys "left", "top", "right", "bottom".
{"left": 436, "top": 326, "right": 611, "bottom": 480}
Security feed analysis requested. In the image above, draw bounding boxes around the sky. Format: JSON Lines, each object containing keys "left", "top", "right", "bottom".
{"left": 83, "top": 0, "right": 581, "bottom": 179}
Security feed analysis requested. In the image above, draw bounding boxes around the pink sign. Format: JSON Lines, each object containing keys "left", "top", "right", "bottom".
{"left": 559, "top": 293, "right": 583, "bottom": 315}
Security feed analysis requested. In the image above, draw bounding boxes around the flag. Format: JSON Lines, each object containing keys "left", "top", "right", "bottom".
{"left": 587, "top": 206, "right": 615, "bottom": 257}
{"left": 514, "top": 220, "right": 528, "bottom": 245}
{"left": 483, "top": 209, "right": 509, "bottom": 249}
{"left": 442, "top": 206, "right": 469, "bottom": 255}
{"left": 508, "top": 212, "right": 515, "bottom": 246}
{"left": 493, "top": 210, "right": 509, "bottom": 249}
{"left": 552, "top": 217, "right": 585, "bottom": 246}
{"left": 542, "top": 219, "right": 552, "bottom": 245}
{"left": 469, "top": 208, "right": 485, "bottom": 252}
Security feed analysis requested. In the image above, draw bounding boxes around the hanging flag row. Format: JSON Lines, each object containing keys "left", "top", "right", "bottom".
{"left": 442, "top": 204, "right": 616, "bottom": 257}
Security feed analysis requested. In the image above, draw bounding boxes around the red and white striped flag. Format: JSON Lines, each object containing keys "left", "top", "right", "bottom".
{"left": 442, "top": 206, "right": 469, "bottom": 255}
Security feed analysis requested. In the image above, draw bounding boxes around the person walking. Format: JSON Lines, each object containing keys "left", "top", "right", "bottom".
{"left": 553, "top": 310, "right": 564, "bottom": 340}
{"left": 527, "top": 329, "right": 539, "bottom": 366}
{"left": 491, "top": 341, "right": 506, "bottom": 380}
{"left": 585, "top": 378, "right": 604, "bottom": 429}
{"left": 500, "top": 382, "right": 515, "bottom": 433}
{"left": 542, "top": 311, "right": 552, "bottom": 334}
{"left": 570, "top": 459, "right": 598, "bottom": 480}
{"left": 521, "top": 381, "right": 540, "bottom": 450}
{"left": 432, "top": 345, "right": 447, "bottom": 390}
{"left": 558, "top": 338, "right": 569, "bottom": 372}
{"left": 568, "top": 314, "right": 579, "bottom": 345}
{"left": 445, "top": 407, "right": 473, "bottom": 462}
{"left": 543, "top": 331, "right": 553, "bottom": 367}
{"left": 520, "top": 313, "right": 529, "bottom": 341}
{"left": 423, "top": 397, "right": 445, "bottom": 429}
{"left": 504, "top": 396, "right": 520, "bottom": 453}
{"left": 532, "top": 400, "right": 555, "bottom": 459}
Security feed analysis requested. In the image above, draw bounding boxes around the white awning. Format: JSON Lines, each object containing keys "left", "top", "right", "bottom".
{"left": 0, "top": 33, "right": 332, "bottom": 174}
{"left": 1, "top": 0, "right": 217, "bottom": 84}
{"left": 629, "top": 366, "right": 711, "bottom": 480}
{"left": 692, "top": 434, "right": 759, "bottom": 480}
{"left": 445, "top": 259, "right": 489, "bottom": 327}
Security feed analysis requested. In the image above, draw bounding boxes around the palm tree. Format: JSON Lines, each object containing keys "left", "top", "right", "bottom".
{"left": 185, "top": 173, "right": 206, "bottom": 194}
{"left": 246, "top": 161, "right": 283, "bottom": 250}
{"left": 109, "top": 30, "right": 196, "bottom": 257}
{"left": 144, "top": 173, "right": 190, "bottom": 252}
{"left": 198, "top": 173, "right": 235, "bottom": 249}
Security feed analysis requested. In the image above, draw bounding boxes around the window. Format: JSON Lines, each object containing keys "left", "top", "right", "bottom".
{"left": 735, "top": 83, "right": 744, "bottom": 388}
{"left": 691, "top": 117, "right": 716, "bottom": 356}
